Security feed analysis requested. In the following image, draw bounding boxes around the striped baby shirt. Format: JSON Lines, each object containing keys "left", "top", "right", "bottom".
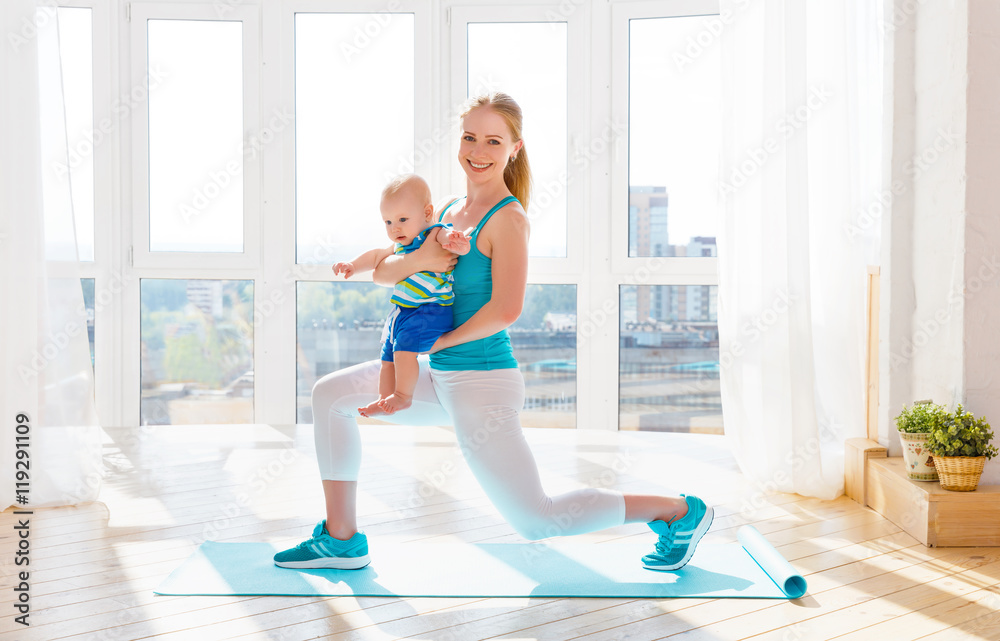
{"left": 390, "top": 223, "right": 455, "bottom": 308}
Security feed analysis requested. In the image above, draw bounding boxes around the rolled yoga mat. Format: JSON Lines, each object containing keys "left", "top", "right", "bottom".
{"left": 154, "top": 525, "right": 807, "bottom": 599}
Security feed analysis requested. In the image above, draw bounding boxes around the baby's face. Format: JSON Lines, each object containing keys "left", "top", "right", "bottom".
{"left": 381, "top": 190, "right": 431, "bottom": 246}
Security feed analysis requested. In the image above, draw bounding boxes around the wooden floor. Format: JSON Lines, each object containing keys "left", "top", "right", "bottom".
{"left": 2, "top": 423, "right": 999, "bottom": 641}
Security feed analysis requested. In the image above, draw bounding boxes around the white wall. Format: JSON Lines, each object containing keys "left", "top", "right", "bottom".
{"left": 881, "top": 0, "right": 1000, "bottom": 484}
{"left": 964, "top": 0, "right": 1000, "bottom": 484}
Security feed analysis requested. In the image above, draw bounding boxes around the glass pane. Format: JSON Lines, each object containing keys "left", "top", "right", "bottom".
{"left": 628, "top": 17, "right": 721, "bottom": 257}
{"left": 468, "top": 22, "right": 567, "bottom": 258}
{"left": 511, "top": 284, "right": 577, "bottom": 428}
{"left": 296, "top": 282, "right": 393, "bottom": 423}
{"left": 140, "top": 279, "right": 253, "bottom": 425}
{"left": 619, "top": 285, "right": 722, "bottom": 433}
{"left": 147, "top": 20, "right": 243, "bottom": 252}
{"left": 295, "top": 13, "right": 414, "bottom": 264}
{"left": 58, "top": 8, "right": 95, "bottom": 261}
{"left": 81, "top": 278, "right": 95, "bottom": 369}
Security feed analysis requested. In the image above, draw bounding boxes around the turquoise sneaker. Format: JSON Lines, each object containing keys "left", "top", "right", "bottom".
{"left": 642, "top": 495, "right": 714, "bottom": 572}
{"left": 273, "top": 520, "right": 371, "bottom": 570}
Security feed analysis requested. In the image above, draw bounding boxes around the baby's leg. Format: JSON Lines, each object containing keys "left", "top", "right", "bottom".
{"left": 377, "top": 351, "right": 417, "bottom": 414}
{"left": 358, "top": 361, "right": 395, "bottom": 417}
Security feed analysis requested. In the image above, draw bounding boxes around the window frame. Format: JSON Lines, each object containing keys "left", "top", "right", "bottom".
{"left": 284, "top": 0, "right": 433, "bottom": 274}
{"left": 449, "top": 3, "right": 585, "bottom": 275}
{"left": 449, "top": 4, "right": 589, "bottom": 428}
{"left": 54, "top": 1, "right": 116, "bottom": 423}
{"left": 610, "top": 0, "right": 720, "bottom": 280}
{"left": 129, "top": 1, "right": 262, "bottom": 269}
{"left": 279, "top": 0, "right": 434, "bottom": 425}
{"left": 102, "top": 0, "right": 729, "bottom": 430}
{"left": 605, "top": 0, "right": 722, "bottom": 430}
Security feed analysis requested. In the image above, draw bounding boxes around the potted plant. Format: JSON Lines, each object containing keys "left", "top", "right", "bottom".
{"left": 927, "top": 404, "right": 998, "bottom": 491}
{"left": 894, "top": 400, "right": 948, "bottom": 481}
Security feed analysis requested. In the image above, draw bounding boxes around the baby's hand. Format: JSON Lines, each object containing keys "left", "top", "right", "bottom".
{"left": 332, "top": 262, "right": 355, "bottom": 278}
{"left": 440, "top": 229, "right": 471, "bottom": 255}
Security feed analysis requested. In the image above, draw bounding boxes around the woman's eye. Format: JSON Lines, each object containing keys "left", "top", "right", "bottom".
{"left": 463, "top": 135, "right": 474, "bottom": 142}
{"left": 488, "top": 139, "right": 500, "bottom": 145}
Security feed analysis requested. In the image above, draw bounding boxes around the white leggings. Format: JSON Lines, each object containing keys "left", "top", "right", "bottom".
{"left": 312, "top": 357, "right": 626, "bottom": 540}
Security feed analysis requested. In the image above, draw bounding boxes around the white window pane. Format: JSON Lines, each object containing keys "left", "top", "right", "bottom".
{"left": 148, "top": 20, "right": 244, "bottom": 252}
{"left": 629, "top": 17, "right": 721, "bottom": 257}
{"left": 140, "top": 279, "right": 254, "bottom": 425}
{"left": 619, "top": 285, "right": 722, "bottom": 433}
{"left": 296, "top": 282, "right": 393, "bottom": 423}
{"left": 511, "top": 285, "right": 577, "bottom": 428}
{"left": 467, "top": 22, "right": 567, "bottom": 258}
{"left": 59, "top": 8, "right": 95, "bottom": 261}
{"left": 295, "top": 13, "right": 414, "bottom": 264}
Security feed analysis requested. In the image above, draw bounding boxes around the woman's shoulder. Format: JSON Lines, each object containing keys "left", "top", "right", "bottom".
{"left": 481, "top": 197, "right": 529, "bottom": 242}
{"left": 489, "top": 197, "right": 528, "bottom": 226}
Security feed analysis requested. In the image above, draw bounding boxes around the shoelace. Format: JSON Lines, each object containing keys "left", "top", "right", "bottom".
{"left": 292, "top": 535, "right": 323, "bottom": 551}
{"left": 652, "top": 525, "right": 678, "bottom": 556}
{"left": 653, "top": 540, "right": 673, "bottom": 556}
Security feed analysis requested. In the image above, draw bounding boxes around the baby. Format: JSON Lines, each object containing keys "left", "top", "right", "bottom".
{"left": 333, "top": 174, "right": 469, "bottom": 416}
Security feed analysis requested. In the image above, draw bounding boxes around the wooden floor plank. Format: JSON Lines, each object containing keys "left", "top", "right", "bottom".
{"left": 837, "top": 588, "right": 1000, "bottom": 640}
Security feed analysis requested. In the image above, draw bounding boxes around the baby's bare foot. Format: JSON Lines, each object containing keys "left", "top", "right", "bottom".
{"left": 358, "top": 399, "right": 386, "bottom": 417}
{"left": 377, "top": 392, "right": 412, "bottom": 415}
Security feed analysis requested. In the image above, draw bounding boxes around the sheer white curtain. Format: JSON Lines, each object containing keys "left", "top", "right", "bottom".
{"left": 1, "top": 1, "right": 102, "bottom": 509}
{"left": 718, "top": 0, "right": 882, "bottom": 499}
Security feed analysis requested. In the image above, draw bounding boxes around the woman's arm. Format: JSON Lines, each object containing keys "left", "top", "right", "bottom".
{"left": 371, "top": 228, "right": 459, "bottom": 286}
{"left": 431, "top": 207, "right": 529, "bottom": 351}
{"left": 372, "top": 197, "right": 463, "bottom": 286}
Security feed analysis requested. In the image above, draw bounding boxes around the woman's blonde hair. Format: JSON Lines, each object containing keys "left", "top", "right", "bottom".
{"left": 461, "top": 92, "right": 533, "bottom": 213}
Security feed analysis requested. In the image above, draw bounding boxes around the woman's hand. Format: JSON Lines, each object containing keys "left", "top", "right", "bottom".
{"left": 416, "top": 227, "right": 461, "bottom": 271}
{"left": 427, "top": 332, "right": 453, "bottom": 354}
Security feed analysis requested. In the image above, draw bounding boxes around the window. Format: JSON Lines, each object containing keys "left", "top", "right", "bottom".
{"left": 294, "top": 12, "right": 416, "bottom": 264}
{"left": 103, "top": 0, "right": 730, "bottom": 430}
{"left": 466, "top": 21, "right": 568, "bottom": 258}
{"left": 140, "top": 279, "right": 254, "bottom": 425}
{"left": 610, "top": 1, "right": 722, "bottom": 432}
{"left": 627, "top": 16, "right": 721, "bottom": 258}
{"left": 512, "top": 285, "right": 577, "bottom": 428}
{"left": 295, "top": 281, "right": 392, "bottom": 423}
{"left": 81, "top": 278, "right": 95, "bottom": 369}
{"left": 130, "top": 3, "right": 260, "bottom": 268}
{"left": 58, "top": 7, "right": 95, "bottom": 261}
{"left": 620, "top": 285, "right": 721, "bottom": 433}
{"left": 147, "top": 19, "right": 244, "bottom": 252}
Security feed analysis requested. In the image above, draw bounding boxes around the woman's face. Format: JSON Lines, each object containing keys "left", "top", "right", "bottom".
{"left": 458, "top": 106, "right": 523, "bottom": 186}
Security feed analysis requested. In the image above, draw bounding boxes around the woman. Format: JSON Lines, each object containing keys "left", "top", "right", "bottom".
{"left": 275, "top": 92, "right": 713, "bottom": 572}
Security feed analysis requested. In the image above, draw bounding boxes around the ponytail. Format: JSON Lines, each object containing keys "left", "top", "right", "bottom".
{"left": 504, "top": 146, "right": 532, "bottom": 213}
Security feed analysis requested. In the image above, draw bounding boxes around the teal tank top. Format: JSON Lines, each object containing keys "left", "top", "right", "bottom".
{"left": 429, "top": 196, "right": 520, "bottom": 371}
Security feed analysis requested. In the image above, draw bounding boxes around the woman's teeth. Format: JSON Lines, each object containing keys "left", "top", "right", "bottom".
{"left": 470, "top": 161, "right": 491, "bottom": 169}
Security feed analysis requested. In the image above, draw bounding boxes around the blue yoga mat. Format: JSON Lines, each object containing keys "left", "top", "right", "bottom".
{"left": 154, "top": 525, "right": 806, "bottom": 599}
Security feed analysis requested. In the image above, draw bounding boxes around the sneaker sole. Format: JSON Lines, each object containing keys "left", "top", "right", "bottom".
{"left": 642, "top": 506, "right": 714, "bottom": 572}
{"left": 274, "top": 554, "right": 371, "bottom": 570}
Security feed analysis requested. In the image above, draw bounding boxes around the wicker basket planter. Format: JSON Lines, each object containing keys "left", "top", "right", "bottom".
{"left": 933, "top": 456, "right": 987, "bottom": 491}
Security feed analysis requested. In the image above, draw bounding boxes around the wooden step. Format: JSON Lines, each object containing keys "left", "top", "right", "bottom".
{"left": 846, "top": 439, "right": 1000, "bottom": 547}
